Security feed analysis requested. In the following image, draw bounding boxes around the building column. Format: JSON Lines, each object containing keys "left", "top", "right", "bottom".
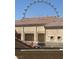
{"left": 34, "top": 26, "right": 38, "bottom": 46}
{"left": 45, "top": 28, "right": 46, "bottom": 46}
{"left": 21, "top": 27, "right": 25, "bottom": 41}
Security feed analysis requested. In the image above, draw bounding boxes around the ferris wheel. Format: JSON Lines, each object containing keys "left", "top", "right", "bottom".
{"left": 22, "top": 0, "right": 60, "bottom": 19}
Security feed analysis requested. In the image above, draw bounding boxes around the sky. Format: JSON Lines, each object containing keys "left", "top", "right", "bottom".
{"left": 15, "top": 0, "right": 63, "bottom": 19}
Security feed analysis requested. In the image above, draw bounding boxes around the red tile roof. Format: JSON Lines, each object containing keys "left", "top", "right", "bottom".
{"left": 15, "top": 16, "right": 63, "bottom": 27}
{"left": 45, "top": 22, "right": 63, "bottom": 28}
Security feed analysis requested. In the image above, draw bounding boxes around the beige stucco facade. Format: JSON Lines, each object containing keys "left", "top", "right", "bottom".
{"left": 45, "top": 29, "right": 63, "bottom": 47}
{"left": 15, "top": 25, "right": 63, "bottom": 48}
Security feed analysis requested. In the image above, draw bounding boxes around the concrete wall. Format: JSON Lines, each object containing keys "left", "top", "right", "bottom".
{"left": 16, "top": 50, "right": 63, "bottom": 59}
{"left": 15, "top": 26, "right": 45, "bottom": 46}
{"left": 15, "top": 26, "right": 63, "bottom": 47}
{"left": 37, "top": 26, "right": 45, "bottom": 33}
{"left": 45, "top": 29, "right": 63, "bottom": 47}
{"left": 15, "top": 27, "right": 23, "bottom": 33}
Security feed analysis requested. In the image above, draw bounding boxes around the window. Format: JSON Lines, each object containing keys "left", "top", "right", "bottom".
{"left": 15, "top": 33, "right": 21, "bottom": 40}
{"left": 18, "top": 34, "right": 21, "bottom": 40}
{"left": 25, "top": 34, "right": 34, "bottom": 41}
{"left": 57, "top": 36, "right": 61, "bottom": 40}
{"left": 38, "top": 33, "right": 45, "bottom": 46}
{"left": 50, "top": 36, "right": 54, "bottom": 40}
{"left": 38, "top": 33, "right": 45, "bottom": 42}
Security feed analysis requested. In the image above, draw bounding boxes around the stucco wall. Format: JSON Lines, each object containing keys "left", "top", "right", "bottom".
{"left": 15, "top": 26, "right": 45, "bottom": 42}
{"left": 37, "top": 26, "right": 45, "bottom": 33}
{"left": 15, "top": 27, "right": 23, "bottom": 33}
{"left": 15, "top": 26, "right": 45, "bottom": 34}
{"left": 15, "top": 26, "right": 63, "bottom": 47}
{"left": 45, "top": 29, "right": 63, "bottom": 47}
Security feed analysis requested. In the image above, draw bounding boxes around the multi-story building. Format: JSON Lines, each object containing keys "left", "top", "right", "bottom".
{"left": 15, "top": 16, "right": 63, "bottom": 48}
